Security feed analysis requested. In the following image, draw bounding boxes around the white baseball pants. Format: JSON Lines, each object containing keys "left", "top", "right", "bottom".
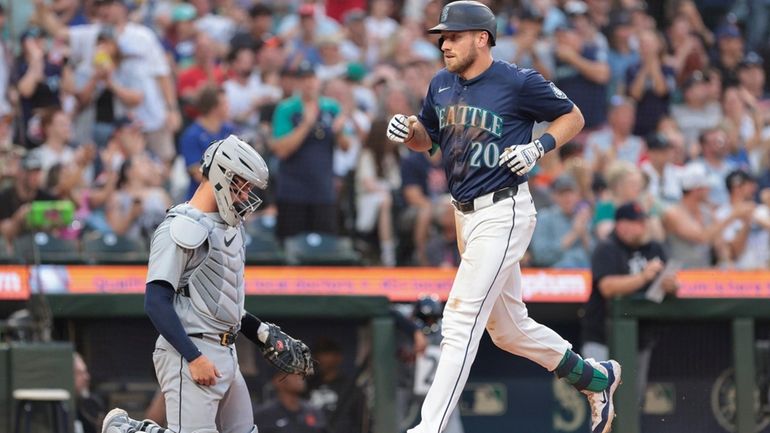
{"left": 409, "top": 184, "right": 572, "bottom": 433}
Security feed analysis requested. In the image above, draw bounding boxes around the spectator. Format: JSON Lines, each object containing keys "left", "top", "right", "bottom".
{"left": 223, "top": 45, "right": 281, "bottom": 134}
{"left": 552, "top": 7, "right": 611, "bottom": 131}
{"left": 425, "top": 200, "right": 461, "bottom": 268}
{"left": 0, "top": 151, "right": 55, "bottom": 248}
{"left": 52, "top": 0, "right": 89, "bottom": 27}
{"left": 584, "top": 96, "right": 644, "bottom": 172}
{"left": 254, "top": 372, "right": 327, "bottom": 433}
{"left": 270, "top": 61, "right": 349, "bottom": 240}
{"left": 626, "top": 29, "right": 677, "bottom": 137}
{"left": 74, "top": 27, "right": 144, "bottom": 149}
{"left": 0, "top": 6, "right": 12, "bottom": 120}
{"left": 582, "top": 201, "right": 678, "bottom": 399}
{"left": 105, "top": 156, "right": 171, "bottom": 240}
{"left": 354, "top": 119, "right": 400, "bottom": 266}
{"left": 306, "top": 338, "right": 367, "bottom": 433}
{"left": 686, "top": 127, "right": 737, "bottom": 207}
{"left": 399, "top": 150, "right": 447, "bottom": 266}
{"left": 640, "top": 132, "right": 682, "bottom": 205}
{"left": 339, "top": 9, "right": 370, "bottom": 65}
{"left": 283, "top": 4, "right": 323, "bottom": 67}
{"left": 177, "top": 33, "right": 227, "bottom": 119}
{"left": 606, "top": 10, "right": 638, "bottom": 98}
{"left": 671, "top": 70, "right": 723, "bottom": 155}
{"left": 36, "top": 108, "right": 76, "bottom": 175}
{"left": 179, "top": 85, "right": 236, "bottom": 199}
{"left": 662, "top": 163, "right": 751, "bottom": 268}
{"left": 737, "top": 52, "right": 768, "bottom": 107}
{"left": 713, "top": 23, "right": 745, "bottom": 86}
{"left": 316, "top": 34, "right": 348, "bottom": 82}
{"left": 493, "top": 8, "right": 554, "bottom": 79}
{"left": 191, "top": 0, "right": 236, "bottom": 52}
{"left": 73, "top": 352, "right": 104, "bottom": 433}
{"left": 14, "top": 27, "right": 74, "bottom": 146}
{"left": 720, "top": 85, "right": 763, "bottom": 169}
{"left": 101, "top": 117, "right": 166, "bottom": 187}
{"left": 230, "top": 4, "right": 274, "bottom": 50}
{"left": 717, "top": 169, "right": 770, "bottom": 269}
{"left": 664, "top": 12, "right": 708, "bottom": 85}
{"left": 530, "top": 175, "right": 593, "bottom": 268}
{"left": 593, "top": 161, "right": 645, "bottom": 240}
{"left": 166, "top": 3, "right": 198, "bottom": 70}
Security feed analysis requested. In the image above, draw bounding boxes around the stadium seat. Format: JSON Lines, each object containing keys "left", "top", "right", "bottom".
{"left": 13, "top": 232, "right": 83, "bottom": 264}
{"left": 81, "top": 233, "right": 149, "bottom": 265}
{"left": 284, "top": 232, "right": 362, "bottom": 266}
{"left": 243, "top": 230, "right": 287, "bottom": 265}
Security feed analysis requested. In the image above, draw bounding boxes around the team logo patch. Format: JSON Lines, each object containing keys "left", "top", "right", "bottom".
{"left": 549, "top": 82, "right": 567, "bottom": 99}
{"left": 441, "top": 5, "right": 449, "bottom": 22}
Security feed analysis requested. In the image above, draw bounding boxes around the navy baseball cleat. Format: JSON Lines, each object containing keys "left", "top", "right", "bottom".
{"left": 102, "top": 408, "right": 142, "bottom": 433}
{"left": 583, "top": 359, "right": 622, "bottom": 433}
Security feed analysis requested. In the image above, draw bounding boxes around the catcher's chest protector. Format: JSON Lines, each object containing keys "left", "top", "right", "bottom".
{"left": 168, "top": 203, "right": 246, "bottom": 334}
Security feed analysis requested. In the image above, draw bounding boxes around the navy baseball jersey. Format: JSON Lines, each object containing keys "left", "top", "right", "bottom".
{"left": 417, "top": 59, "right": 574, "bottom": 203}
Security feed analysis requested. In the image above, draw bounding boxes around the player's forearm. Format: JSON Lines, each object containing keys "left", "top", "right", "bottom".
{"left": 405, "top": 120, "right": 433, "bottom": 152}
{"left": 145, "top": 281, "right": 202, "bottom": 362}
{"left": 543, "top": 105, "right": 585, "bottom": 148}
{"left": 240, "top": 312, "right": 267, "bottom": 345}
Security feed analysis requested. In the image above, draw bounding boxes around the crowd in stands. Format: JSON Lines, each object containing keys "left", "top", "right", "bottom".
{"left": 0, "top": 0, "right": 769, "bottom": 270}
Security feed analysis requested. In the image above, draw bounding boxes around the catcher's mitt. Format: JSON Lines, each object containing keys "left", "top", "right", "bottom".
{"left": 258, "top": 322, "right": 314, "bottom": 377}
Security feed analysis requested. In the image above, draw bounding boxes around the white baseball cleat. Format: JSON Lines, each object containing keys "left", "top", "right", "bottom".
{"left": 102, "top": 408, "right": 141, "bottom": 433}
{"left": 583, "top": 359, "right": 622, "bottom": 433}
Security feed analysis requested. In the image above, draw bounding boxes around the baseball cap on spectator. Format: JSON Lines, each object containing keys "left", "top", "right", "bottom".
{"left": 725, "top": 169, "right": 756, "bottom": 192}
{"left": 564, "top": 0, "right": 588, "bottom": 16}
{"left": 298, "top": 4, "right": 315, "bottom": 17}
{"left": 21, "top": 150, "right": 43, "bottom": 171}
{"left": 716, "top": 23, "right": 741, "bottom": 40}
{"left": 551, "top": 175, "right": 578, "bottom": 193}
{"left": 679, "top": 163, "right": 710, "bottom": 192}
{"left": 346, "top": 62, "right": 367, "bottom": 82}
{"left": 249, "top": 3, "right": 272, "bottom": 18}
{"left": 615, "top": 202, "right": 647, "bottom": 221}
{"left": 20, "top": 27, "right": 45, "bottom": 43}
{"left": 682, "top": 70, "right": 708, "bottom": 90}
{"left": 738, "top": 51, "right": 764, "bottom": 70}
{"left": 316, "top": 33, "right": 343, "bottom": 47}
{"left": 172, "top": 3, "right": 196, "bottom": 22}
{"left": 519, "top": 7, "right": 544, "bottom": 22}
{"left": 343, "top": 8, "right": 366, "bottom": 25}
{"left": 646, "top": 132, "right": 672, "bottom": 151}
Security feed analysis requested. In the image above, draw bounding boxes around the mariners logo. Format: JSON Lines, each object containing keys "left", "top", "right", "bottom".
{"left": 549, "top": 82, "right": 567, "bottom": 99}
{"left": 441, "top": 5, "right": 449, "bottom": 22}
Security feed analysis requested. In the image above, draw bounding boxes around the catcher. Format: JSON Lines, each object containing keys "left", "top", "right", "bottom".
{"left": 102, "top": 136, "right": 313, "bottom": 433}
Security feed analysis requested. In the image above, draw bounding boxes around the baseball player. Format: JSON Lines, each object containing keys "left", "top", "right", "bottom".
{"left": 386, "top": 2, "right": 621, "bottom": 433}
{"left": 101, "top": 136, "right": 313, "bottom": 433}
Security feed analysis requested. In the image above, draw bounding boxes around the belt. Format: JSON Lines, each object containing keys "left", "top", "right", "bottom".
{"left": 189, "top": 331, "right": 237, "bottom": 346}
{"left": 451, "top": 185, "right": 519, "bottom": 214}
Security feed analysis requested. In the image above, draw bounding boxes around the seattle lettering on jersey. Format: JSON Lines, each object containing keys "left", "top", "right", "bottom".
{"left": 436, "top": 105, "right": 503, "bottom": 138}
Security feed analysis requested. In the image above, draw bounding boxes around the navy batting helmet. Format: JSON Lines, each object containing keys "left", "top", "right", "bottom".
{"left": 414, "top": 294, "right": 443, "bottom": 323}
{"left": 428, "top": 1, "right": 497, "bottom": 46}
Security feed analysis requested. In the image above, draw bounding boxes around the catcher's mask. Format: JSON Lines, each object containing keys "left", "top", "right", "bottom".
{"left": 200, "top": 135, "right": 269, "bottom": 226}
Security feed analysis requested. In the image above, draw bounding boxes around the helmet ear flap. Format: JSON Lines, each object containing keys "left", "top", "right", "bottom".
{"left": 200, "top": 140, "right": 223, "bottom": 179}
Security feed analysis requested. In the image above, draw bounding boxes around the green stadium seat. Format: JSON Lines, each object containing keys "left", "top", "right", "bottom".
{"left": 284, "top": 232, "right": 362, "bottom": 266}
{"left": 244, "top": 230, "right": 287, "bottom": 265}
{"left": 13, "top": 233, "right": 83, "bottom": 265}
{"left": 81, "top": 233, "right": 149, "bottom": 265}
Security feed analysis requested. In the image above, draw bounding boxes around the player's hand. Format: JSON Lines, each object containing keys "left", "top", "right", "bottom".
{"left": 498, "top": 140, "right": 545, "bottom": 176}
{"left": 387, "top": 114, "right": 417, "bottom": 142}
{"left": 188, "top": 355, "right": 222, "bottom": 386}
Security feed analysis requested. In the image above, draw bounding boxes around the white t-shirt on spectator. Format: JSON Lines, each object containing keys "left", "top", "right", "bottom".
{"left": 195, "top": 14, "right": 236, "bottom": 46}
{"left": 670, "top": 102, "right": 722, "bottom": 152}
{"left": 364, "top": 16, "right": 399, "bottom": 41}
{"left": 685, "top": 158, "right": 736, "bottom": 207}
{"left": 38, "top": 144, "right": 75, "bottom": 174}
{"left": 641, "top": 161, "right": 683, "bottom": 204}
{"left": 717, "top": 203, "right": 770, "bottom": 269}
{"left": 223, "top": 74, "right": 281, "bottom": 126}
{"left": 584, "top": 127, "right": 644, "bottom": 166}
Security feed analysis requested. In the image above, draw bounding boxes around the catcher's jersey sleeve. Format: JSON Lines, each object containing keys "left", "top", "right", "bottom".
{"left": 146, "top": 219, "right": 193, "bottom": 290}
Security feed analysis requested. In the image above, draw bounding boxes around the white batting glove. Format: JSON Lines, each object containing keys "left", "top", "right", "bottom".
{"left": 387, "top": 114, "right": 417, "bottom": 142}
{"left": 498, "top": 139, "right": 545, "bottom": 176}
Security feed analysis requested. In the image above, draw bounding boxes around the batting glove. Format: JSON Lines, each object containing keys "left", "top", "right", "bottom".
{"left": 387, "top": 114, "right": 417, "bottom": 142}
{"left": 499, "top": 139, "right": 545, "bottom": 176}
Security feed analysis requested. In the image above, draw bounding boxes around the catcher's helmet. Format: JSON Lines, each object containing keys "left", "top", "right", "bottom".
{"left": 414, "top": 294, "right": 443, "bottom": 323}
{"left": 428, "top": 1, "right": 497, "bottom": 46}
{"left": 201, "top": 135, "right": 268, "bottom": 226}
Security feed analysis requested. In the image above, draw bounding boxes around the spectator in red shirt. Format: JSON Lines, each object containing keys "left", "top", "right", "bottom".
{"left": 177, "top": 32, "right": 226, "bottom": 119}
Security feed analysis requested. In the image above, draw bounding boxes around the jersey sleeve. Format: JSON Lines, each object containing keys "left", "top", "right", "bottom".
{"left": 146, "top": 219, "right": 193, "bottom": 290}
{"left": 271, "top": 99, "right": 297, "bottom": 139}
{"left": 417, "top": 83, "right": 440, "bottom": 144}
{"left": 516, "top": 70, "right": 574, "bottom": 123}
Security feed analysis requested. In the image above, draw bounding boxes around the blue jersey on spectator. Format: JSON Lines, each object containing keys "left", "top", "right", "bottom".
{"left": 554, "top": 44, "right": 608, "bottom": 129}
{"left": 626, "top": 63, "right": 676, "bottom": 136}
{"left": 180, "top": 121, "right": 236, "bottom": 199}
{"left": 418, "top": 60, "right": 573, "bottom": 202}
